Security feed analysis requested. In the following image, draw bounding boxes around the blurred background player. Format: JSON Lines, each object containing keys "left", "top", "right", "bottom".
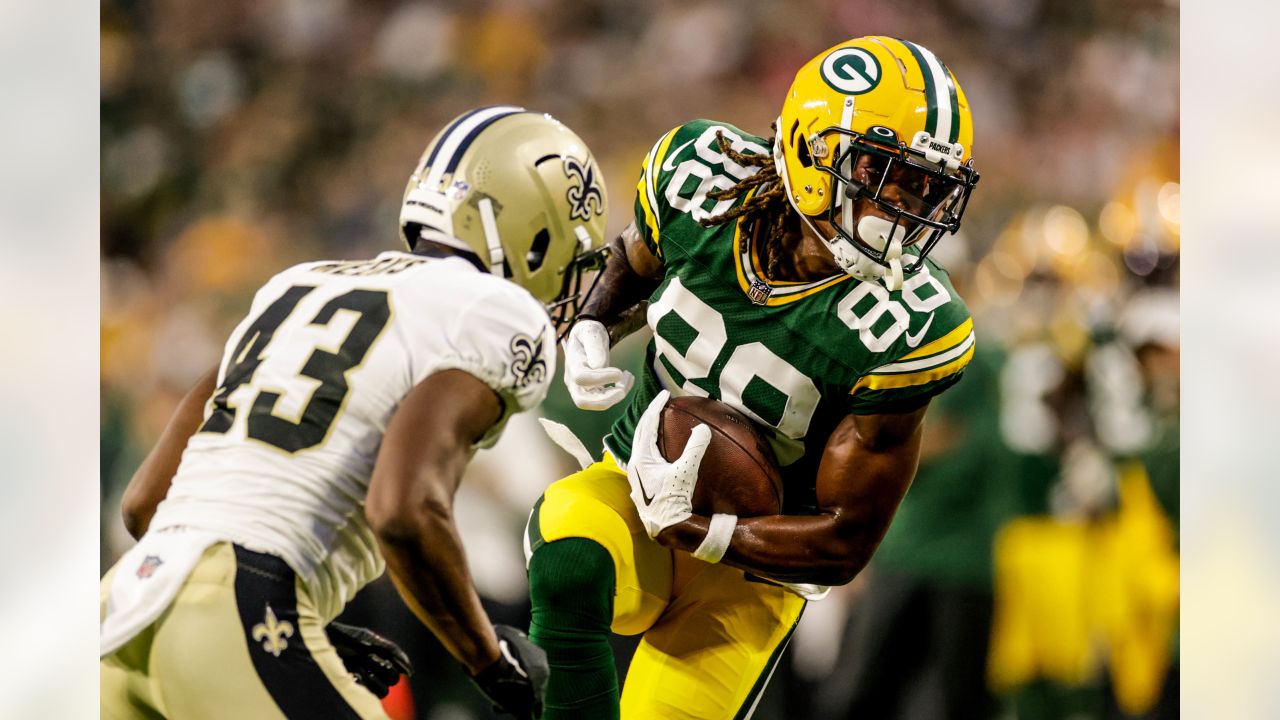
{"left": 99, "top": 108, "right": 607, "bottom": 719}
{"left": 101, "top": 3, "right": 1179, "bottom": 718}
{"left": 531, "top": 36, "right": 981, "bottom": 719}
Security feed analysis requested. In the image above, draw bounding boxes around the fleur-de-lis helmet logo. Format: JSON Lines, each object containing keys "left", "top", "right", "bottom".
{"left": 563, "top": 156, "right": 604, "bottom": 222}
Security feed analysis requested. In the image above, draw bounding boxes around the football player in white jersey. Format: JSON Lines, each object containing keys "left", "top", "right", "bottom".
{"left": 100, "top": 107, "right": 608, "bottom": 720}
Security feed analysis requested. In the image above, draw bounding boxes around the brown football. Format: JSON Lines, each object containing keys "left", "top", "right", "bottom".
{"left": 657, "top": 395, "right": 783, "bottom": 517}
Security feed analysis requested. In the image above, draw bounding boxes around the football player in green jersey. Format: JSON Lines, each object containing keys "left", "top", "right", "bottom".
{"left": 526, "top": 36, "right": 981, "bottom": 719}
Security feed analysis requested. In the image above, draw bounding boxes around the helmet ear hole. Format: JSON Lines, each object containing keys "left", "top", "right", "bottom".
{"left": 797, "top": 139, "right": 813, "bottom": 168}
{"left": 402, "top": 222, "right": 422, "bottom": 248}
{"left": 526, "top": 228, "right": 551, "bottom": 271}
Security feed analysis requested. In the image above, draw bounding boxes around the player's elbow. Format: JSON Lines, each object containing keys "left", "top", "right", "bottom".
{"left": 367, "top": 488, "right": 452, "bottom": 547}
{"left": 120, "top": 505, "right": 146, "bottom": 541}
{"left": 801, "top": 547, "right": 866, "bottom": 587}
{"left": 815, "top": 529, "right": 874, "bottom": 586}
{"left": 820, "top": 556, "right": 869, "bottom": 587}
{"left": 119, "top": 489, "right": 154, "bottom": 541}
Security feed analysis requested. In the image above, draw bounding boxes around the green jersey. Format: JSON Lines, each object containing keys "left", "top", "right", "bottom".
{"left": 604, "top": 120, "right": 975, "bottom": 514}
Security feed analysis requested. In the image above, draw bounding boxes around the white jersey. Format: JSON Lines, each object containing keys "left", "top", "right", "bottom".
{"left": 149, "top": 251, "right": 555, "bottom": 621}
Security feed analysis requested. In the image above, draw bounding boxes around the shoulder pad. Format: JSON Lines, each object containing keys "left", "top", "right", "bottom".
{"left": 634, "top": 120, "right": 771, "bottom": 257}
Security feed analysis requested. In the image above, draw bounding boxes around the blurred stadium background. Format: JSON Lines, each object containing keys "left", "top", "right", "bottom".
{"left": 100, "top": 0, "right": 1179, "bottom": 718}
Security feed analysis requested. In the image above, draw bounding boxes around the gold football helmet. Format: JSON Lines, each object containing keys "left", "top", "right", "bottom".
{"left": 774, "top": 37, "right": 979, "bottom": 287}
{"left": 399, "top": 107, "right": 608, "bottom": 329}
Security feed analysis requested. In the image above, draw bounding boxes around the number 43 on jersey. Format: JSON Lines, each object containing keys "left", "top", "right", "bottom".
{"left": 201, "top": 285, "right": 391, "bottom": 453}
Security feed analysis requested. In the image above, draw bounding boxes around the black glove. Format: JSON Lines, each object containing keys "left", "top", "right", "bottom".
{"left": 470, "top": 625, "right": 550, "bottom": 719}
{"left": 326, "top": 622, "right": 414, "bottom": 699}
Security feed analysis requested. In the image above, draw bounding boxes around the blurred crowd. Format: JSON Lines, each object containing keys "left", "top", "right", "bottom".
{"left": 100, "top": 0, "right": 1179, "bottom": 718}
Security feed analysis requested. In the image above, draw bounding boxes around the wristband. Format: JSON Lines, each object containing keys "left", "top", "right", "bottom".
{"left": 692, "top": 513, "right": 737, "bottom": 563}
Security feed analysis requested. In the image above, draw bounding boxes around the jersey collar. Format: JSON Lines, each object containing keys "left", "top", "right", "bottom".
{"left": 733, "top": 188, "right": 849, "bottom": 307}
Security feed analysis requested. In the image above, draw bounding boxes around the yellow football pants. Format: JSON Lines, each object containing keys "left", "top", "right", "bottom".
{"left": 528, "top": 454, "right": 806, "bottom": 719}
{"left": 100, "top": 542, "right": 388, "bottom": 720}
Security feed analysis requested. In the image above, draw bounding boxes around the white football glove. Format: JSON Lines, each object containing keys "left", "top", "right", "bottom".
{"left": 626, "top": 390, "right": 712, "bottom": 538}
{"left": 563, "top": 320, "right": 634, "bottom": 411}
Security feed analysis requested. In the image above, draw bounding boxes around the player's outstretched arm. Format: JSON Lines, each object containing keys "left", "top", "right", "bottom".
{"left": 656, "top": 404, "right": 929, "bottom": 587}
{"left": 578, "top": 221, "right": 663, "bottom": 338}
{"left": 365, "top": 368, "right": 505, "bottom": 674}
{"left": 563, "top": 221, "right": 662, "bottom": 410}
{"left": 120, "top": 366, "right": 218, "bottom": 539}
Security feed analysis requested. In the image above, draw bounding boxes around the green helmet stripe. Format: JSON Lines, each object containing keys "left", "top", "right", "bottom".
{"left": 900, "top": 40, "right": 939, "bottom": 138}
{"left": 900, "top": 41, "right": 960, "bottom": 143}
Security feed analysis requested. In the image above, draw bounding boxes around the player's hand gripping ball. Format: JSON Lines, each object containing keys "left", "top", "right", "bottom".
{"left": 658, "top": 395, "right": 783, "bottom": 517}
{"left": 627, "top": 391, "right": 783, "bottom": 539}
{"left": 627, "top": 390, "right": 711, "bottom": 537}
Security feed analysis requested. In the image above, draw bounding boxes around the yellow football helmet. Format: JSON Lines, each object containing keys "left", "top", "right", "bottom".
{"left": 774, "top": 37, "right": 979, "bottom": 287}
{"left": 399, "top": 107, "right": 608, "bottom": 330}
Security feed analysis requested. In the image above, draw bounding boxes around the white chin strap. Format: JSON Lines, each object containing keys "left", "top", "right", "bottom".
{"left": 773, "top": 126, "right": 905, "bottom": 292}
{"left": 853, "top": 215, "right": 905, "bottom": 291}
{"left": 793, "top": 209, "right": 904, "bottom": 292}
{"left": 477, "top": 197, "right": 505, "bottom": 276}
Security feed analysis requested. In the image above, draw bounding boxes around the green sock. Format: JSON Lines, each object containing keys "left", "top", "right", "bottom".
{"left": 528, "top": 538, "right": 619, "bottom": 720}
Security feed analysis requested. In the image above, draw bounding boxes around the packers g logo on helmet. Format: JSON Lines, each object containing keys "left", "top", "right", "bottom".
{"left": 819, "top": 48, "right": 882, "bottom": 95}
{"left": 775, "top": 36, "right": 980, "bottom": 286}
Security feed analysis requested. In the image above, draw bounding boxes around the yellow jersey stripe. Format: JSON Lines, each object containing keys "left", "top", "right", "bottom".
{"left": 872, "top": 329, "right": 973, "bottom": 374}
{"left": 896, "top": 317, "right": 973, "bottom": 362}
{"left": 636, "top": 128, "right": 679, "bottom": 252}
{"left": 732, "top": 189, "right": 755, "bottom": 295}
{"left": 851, "top": 341, "right": 975, "bottom": 393}
{"left": 733, "top": 203, "right": 849, "bottom": 305}
{"left": 760, "top": 275, "right": 849, "bottom": 305}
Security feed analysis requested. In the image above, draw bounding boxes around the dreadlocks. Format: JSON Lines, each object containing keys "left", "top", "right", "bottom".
{"left": 698, "top": 128, "right": 794, "bottom": 281}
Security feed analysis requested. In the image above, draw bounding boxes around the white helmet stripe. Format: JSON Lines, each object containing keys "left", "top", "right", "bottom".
{"left": 838, "top": 96, "right": 856, "bottom": 237}
{"left": 905, "top": 41, "right": 953, "bottom": 143}
{"left": 424, "top": 105, "right": 524, "bottom": 190}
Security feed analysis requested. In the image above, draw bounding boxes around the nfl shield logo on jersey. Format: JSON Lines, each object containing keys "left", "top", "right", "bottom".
{"left": 136, "top": 555, "right": 163, "bottom": 579}
{"left": 748, "top": 280, "right": 772, "bottom": 305}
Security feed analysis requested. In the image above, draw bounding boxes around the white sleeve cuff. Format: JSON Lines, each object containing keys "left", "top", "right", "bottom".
{"left": 692, "top": 513, "right": 737, "bottom": 564}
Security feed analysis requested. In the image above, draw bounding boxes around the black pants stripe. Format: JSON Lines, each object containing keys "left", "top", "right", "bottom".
{"left": 232, "top": 545, "right": 364, "bottom": 720}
